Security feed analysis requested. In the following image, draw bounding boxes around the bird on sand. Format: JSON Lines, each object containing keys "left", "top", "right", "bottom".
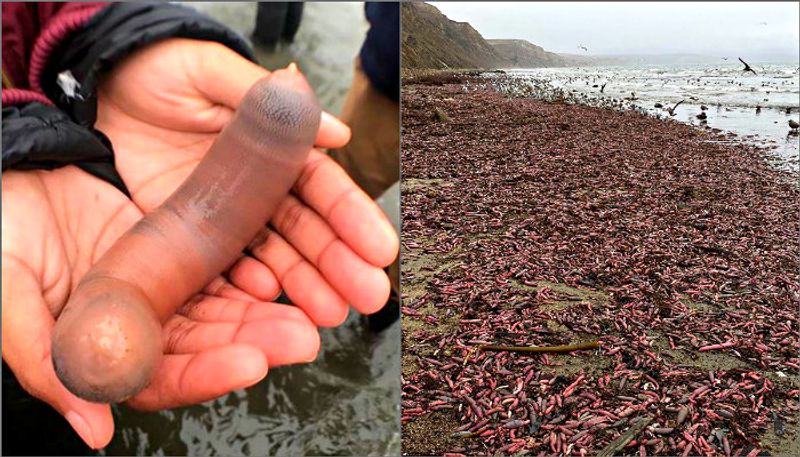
{"left": 790, "top": 119, "right": 799, "bottom": 131}
{"left": 666, "top": 100, "right": 685, "bottom": 116}
{"left": 739, "top": 58, "right": 757, "bottom": 75}
{"left": 696, "top": 112, "right": 707, "bottom": 120}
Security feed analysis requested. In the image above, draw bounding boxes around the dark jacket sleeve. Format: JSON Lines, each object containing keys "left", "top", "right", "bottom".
{"left": 2, "top": 101, "right": 127, "bottom": 193}
{"left": 360, "top": 2, "right": 399, "bottom": 103}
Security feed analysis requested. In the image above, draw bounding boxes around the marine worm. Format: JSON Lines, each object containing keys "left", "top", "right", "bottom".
{"left": 477, "top": 340, "right": 600, "bottom": 354}
{"left": 51, "top": 65, "right": 321, "bottom": 403}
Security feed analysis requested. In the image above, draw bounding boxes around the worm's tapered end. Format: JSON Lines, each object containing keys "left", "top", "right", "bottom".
{"left": 269, "top": 64, "right": 314, "bottom": 98}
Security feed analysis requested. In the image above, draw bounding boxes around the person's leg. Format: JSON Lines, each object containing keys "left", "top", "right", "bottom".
{"left": 282, "top": 2, "right": 304, "bottom": 43}
{"left": 329, "top": 58, "right": 400, "bottom": 201}
{"left": 252, "top": 2, "right": 289, "bottom": 51}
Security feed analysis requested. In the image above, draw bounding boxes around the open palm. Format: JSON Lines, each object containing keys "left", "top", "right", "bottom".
{"left": 96, "top": 38, "right": 398, "bottom": 327}
{"left": 1, "top": 166, "right": 321, "bottom": 449}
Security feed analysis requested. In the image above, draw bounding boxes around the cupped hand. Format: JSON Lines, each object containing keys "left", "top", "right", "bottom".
{"left": 96, "top": 38, "right": 399, "bottom": 326}
{"left": 1, "top": 167, "right": 321, "bottom": 449}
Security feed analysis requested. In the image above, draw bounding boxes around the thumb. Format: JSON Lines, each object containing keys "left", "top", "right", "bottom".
{"left": 191, "top": 41, "right": 351, "bottom": 148}
{"left": 2, "top": 257, "right": 115, "bottom": 449}
{"left": 43, "top": 372, "right": 116, "bottom": 450}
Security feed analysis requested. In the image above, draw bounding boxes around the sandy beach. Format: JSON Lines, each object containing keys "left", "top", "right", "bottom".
{"left": 400, "top": 74, "right": 800, "bottom": 456}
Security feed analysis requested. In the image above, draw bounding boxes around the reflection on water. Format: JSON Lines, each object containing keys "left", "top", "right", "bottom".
{"left": 503, "top": 64, "right": 800, "bottom": 171}
{"left": 101, "top": 3, "right": 400, "bottom": 456}
{"left": 104, "top": 321, "right": 400, "bottom": 456}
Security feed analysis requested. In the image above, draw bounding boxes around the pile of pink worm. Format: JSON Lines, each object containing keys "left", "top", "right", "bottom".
{"left": 400, "top": 74, "right": 799, "bottom": 456}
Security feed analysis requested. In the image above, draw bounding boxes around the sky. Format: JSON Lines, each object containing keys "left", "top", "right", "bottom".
{"left": 433, "top": 2, "right": 800, "bottom": 61}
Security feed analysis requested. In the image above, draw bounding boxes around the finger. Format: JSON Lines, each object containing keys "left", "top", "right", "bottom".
{"left": 194, "top": 43, "right": 351, "bottom": 147}
{"left": 127, "top": 343, "right": 267, "bottom": 411}
{"left": 271, "top": 194, "right": 391, "bottom": 315}
{"left": 178, "top": 295, "right": 308, "bottom": 323}
{"left": 1, "top": 259, "right": 115, "bottom": 449}
{"left": 293, "top": 150, "right": 399, "bottom": 267}
{"left": 318, "top": 111, "right": 352, "bottom": 148}
{"left": 162, "top": 312, "right": 320, "bottom": 365}
{"left": 248, "top": 228, "right": 349, "bottom": 327}
{"left": 227, "top": 256, "right": 281, "bottom": 301}
{"left": 203, "top": 275, "right": 258, "bottom": 301}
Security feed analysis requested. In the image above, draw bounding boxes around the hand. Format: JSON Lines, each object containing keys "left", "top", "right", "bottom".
{"left": 96, "top": 38, "right": 399, "bottom": 327}
{"left": 1, "top": 167, "right": 321, "bottom": 449}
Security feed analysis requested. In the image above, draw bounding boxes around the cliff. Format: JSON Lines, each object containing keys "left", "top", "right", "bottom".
{"left": 401, "top": 2, "right": 504, "bottom": 69}
{"left": 488, "top": 39, "right": 572, "bottom": 68}
{"left": 402, "top": 3, "right": 591, "bottom": 70}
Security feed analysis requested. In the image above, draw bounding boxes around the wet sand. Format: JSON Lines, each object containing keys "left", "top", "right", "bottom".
{"left": 401, "top": 74, "right": 799, "bottom": 456}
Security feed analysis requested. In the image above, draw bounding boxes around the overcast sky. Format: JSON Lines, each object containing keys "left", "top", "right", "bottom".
{"left": 433, "top": 2, "right": 800, "bottom": 60}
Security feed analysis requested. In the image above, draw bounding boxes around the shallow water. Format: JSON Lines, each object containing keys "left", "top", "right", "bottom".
{"left": 99, "top": 3, "right": 401, "bottom": 456}
{"left": 501, "top": 63, "right": 800, "bottom": 171}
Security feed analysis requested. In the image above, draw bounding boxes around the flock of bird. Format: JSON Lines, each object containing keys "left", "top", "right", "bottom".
{"left": 569, "top": 13, "right": 797, "bottom": 132}
{"left": 527, "top": 55, "right": 799, "bottom": 134}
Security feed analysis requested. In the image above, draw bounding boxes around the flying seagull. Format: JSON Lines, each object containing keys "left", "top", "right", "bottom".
{"left": 739, "top": 57, "right": 757, "bottom": 75}
{"left": 577, "top": 44, "right": 588, "bottom": 52}
{"left": 666, "top": 100, "right": 685, "bottom": 116}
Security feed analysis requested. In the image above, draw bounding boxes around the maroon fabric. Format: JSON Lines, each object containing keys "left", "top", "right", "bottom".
{"left": 2, "top": 88, "right": 53, "bottom": 106}
{"left": 28, "top": 3, "right": 106, "bottom": 93}
{"left": 2, "top": 2, "right": 107, "bottom": 91}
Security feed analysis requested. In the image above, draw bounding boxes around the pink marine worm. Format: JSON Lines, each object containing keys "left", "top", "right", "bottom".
{"left": 51, "top": 64, "right": 320, "bottom": 403}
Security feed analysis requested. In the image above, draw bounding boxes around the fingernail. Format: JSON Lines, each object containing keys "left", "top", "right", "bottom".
{"left": 243, "top": 354, "right": 269, "bottom": 385}
{"left": 287, "top": 62, "right": 298, "bottom": 73}
{"left": 65, "top": 410, "right": 95, "bottom": 449}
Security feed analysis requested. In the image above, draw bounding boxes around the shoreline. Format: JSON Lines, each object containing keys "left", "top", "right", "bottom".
{"left": 405, "top": 68, "right": 800, "bottom": 173}
{"left": 400, "top": 75, "right": 800, "bottom": 456}
{"left": 482, "top": 70, "right": 800, "bottom": 174}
